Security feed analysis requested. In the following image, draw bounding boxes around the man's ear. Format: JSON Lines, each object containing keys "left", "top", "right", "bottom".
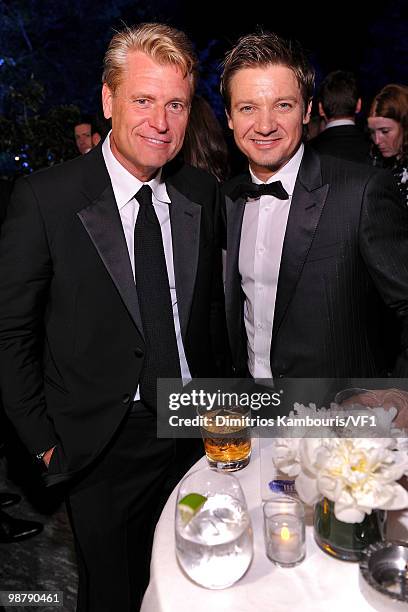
{"left": 92, "top": 132, "right": 101, "bottom": 146}
{"left": 355, "top": 97, "right": 362, "bottom": 114}
{"left": 318, "top": 101, "right": 326, "bottom": 119}
{"left": 303, "top": 99, "right": 313, "bottom": 124}
{"left": 102, "top": 83, "right": 113, "bottom": 120}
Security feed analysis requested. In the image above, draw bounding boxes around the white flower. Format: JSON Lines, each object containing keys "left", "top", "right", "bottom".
{"left": 269, "top": 401, "right": 408, "bottom": 523}
{"left": 339, "top": 405, "right": 399, "bottom": 438}
{"left": 270, "top": 438, "right": 301, "bottom": 477}
{"left": 270, "top": 403, "right": 334, "bottom": 479}
{"left": 295, "top": 437, "right": 408, "bottom": 523}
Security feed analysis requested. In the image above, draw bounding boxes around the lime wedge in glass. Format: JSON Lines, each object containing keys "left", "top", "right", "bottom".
{"left": 178, "top": 492, "right": 207, "bottom": 524}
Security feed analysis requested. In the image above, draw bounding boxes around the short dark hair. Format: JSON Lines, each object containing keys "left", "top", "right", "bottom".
{"left": 220, "top": 31, "right": 315, "bottom": 113}
{"left": 318, "top": 71, "right": 359, "bottom": 119}
{"left": 74, "top": 115, "right": 94, "bottom": 132}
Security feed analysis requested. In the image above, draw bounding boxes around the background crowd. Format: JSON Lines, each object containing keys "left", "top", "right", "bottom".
{"left": 0, "top": 0, "right": 407, "bottom": 178}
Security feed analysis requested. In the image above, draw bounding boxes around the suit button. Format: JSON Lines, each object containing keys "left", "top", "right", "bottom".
{"left": 135, "top": 348, "right": 144, "bottom": 358}
{"left": 122, "top": 394, "right": 131, "bottom": 404}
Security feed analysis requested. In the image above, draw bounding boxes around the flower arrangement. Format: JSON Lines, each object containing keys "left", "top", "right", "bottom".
{"left": 271, "top": 403, "right": 408, "bottom": 523}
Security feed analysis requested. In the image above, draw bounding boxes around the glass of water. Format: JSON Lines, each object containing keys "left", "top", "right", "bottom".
{"left": 175, "top": 467, "right": 253, "bottom": 589}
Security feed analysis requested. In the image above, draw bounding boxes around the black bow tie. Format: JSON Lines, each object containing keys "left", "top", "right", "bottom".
{"left": 230, "top": 180, "right": 289, "bottom": 201}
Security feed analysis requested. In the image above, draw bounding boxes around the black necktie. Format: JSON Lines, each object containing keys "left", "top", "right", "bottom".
{"left": 134, "top": 185, "right": 181, "bottom": 410}
{"left": 230, "top": 180, "right": 289, "bottom": 201}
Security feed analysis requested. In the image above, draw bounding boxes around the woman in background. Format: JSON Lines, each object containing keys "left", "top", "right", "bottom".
{"left": 368, "top": 84, "right": 408, "bottom": 369}
{"left": 182, "top": 95, "right": 230, "bottom": 182}
{"left": 368, "top": 84, "right": 408, "bottom": 206}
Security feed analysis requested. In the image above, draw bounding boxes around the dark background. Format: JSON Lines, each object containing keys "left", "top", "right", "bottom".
{"left": 0, "top": 0, "right": 407, "bottom": 175}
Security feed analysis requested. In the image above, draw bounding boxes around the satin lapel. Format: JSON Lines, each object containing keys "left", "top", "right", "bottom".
{"left": 224, "top": 194, "right": 246, "bottom": 332}
{"left": 166, "top": 183, "right": 201, "bottom": 340}
{"left": 77, "top": 175, "right": 144, "bottom": 340}
{"left": 272, "top": 147, "right": 329, "bottom": 343}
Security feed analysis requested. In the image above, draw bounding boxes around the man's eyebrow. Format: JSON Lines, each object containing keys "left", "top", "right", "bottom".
{"left": 272, "top": 96, "right": 299, "bottom": 103}
{"left": 129, "top": 93, "right": 154, "bottom": 100}
{"left": 232, "top": 97, "right": 258, "bottom": 106}
{"left": 233, "top": 95, "right": 299, "bottom": 105}
{"left": 128, "top": 93, "right": 189, "bottom": 103}
{"left": 168, "top": 97, "right": 190, "bottom": 104}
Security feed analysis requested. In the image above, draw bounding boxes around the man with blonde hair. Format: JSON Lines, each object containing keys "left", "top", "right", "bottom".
{"left": 0, "top": 23, "right": 224, "bottom": 611}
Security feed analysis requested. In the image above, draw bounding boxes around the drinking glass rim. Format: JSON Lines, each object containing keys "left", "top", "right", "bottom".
{"left": 263, "top": 496, "right": 305, "bottom": 518}
{"left": 179, "top": 465, "right": 242, "bottom": 484}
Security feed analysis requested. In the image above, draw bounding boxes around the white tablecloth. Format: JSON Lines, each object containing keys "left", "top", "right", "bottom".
{"left": 141, "top": 440, "right": 408, "bottom": 612}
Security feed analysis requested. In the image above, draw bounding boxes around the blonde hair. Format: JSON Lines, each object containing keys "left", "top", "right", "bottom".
{"left": 102, "top": 23, "right": 198, "bottom": 94}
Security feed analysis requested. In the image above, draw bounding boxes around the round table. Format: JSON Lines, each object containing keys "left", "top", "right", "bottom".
{"left": 141, "top": 439, "right": 408, "bottom": 612}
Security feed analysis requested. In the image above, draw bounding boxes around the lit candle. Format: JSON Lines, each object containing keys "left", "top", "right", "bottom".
{"left": 263, "top": 498, "right": 306, "bottom": 567}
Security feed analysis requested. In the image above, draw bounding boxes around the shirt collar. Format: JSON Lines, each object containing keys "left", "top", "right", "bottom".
{"left": 102, "top": 131, "right": 171, "bottom": 209}
{"left": 249, "top": 142, "right": 304, "bottom": 197}
{"left": 325, "top": 118, "right": 355, "bottom": 129}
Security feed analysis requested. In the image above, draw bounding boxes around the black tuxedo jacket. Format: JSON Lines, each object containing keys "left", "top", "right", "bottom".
{"left": 222, "top": 146, "right": 408, "bottom": 379}
{"left": 0, "top": 179, "right": 12, "bottom": 225}
{"left": 310, "top": 124, "right": 371, "bottom": 164}
{"left": 0, "top": 145, "right": 224, "bottom": 485}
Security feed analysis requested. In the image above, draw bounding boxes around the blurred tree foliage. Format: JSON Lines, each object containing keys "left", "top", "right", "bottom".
{"left": 0, "top": 0, "right": 154, "bottom": 176}
{"left": 0, "top": 73, "right": 80, "bottom": 176}
{"left": 0, "top": 107, "right": 81, "bottom": 176}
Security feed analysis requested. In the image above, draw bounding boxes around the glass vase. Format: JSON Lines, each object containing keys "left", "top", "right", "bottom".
{"left": 314, "top": 498, "right": 386, "bottom": 562}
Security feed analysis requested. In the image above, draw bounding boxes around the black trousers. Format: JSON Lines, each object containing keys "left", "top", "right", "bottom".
{"left": 65, "top": 405, "right": 176, "bottom": 612}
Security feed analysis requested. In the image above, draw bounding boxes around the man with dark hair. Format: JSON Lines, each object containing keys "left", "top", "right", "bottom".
{"left": 73, "top": 116, "right": 93, "bottom": 155}
{"left": 73, "top": 115, "right": 101, "bottom": 155}
{"left": 0, "top": 23, "right": 225, "bottom": 611}
{"left": 221, "top": 32, "right": 408, "bottom": 382}
{"left": 310, "top": 70, "right": 370, "bottom": 163}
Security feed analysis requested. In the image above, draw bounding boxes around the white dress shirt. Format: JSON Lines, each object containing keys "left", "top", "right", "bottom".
{"left": 239, "top": 144, "right": 304, "bottom": 379}
{"left": 102, "top": 134, "right": 191, "bottom": 399}
{"left": 324, "top": 118, "right": 355, "bottom": 130}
